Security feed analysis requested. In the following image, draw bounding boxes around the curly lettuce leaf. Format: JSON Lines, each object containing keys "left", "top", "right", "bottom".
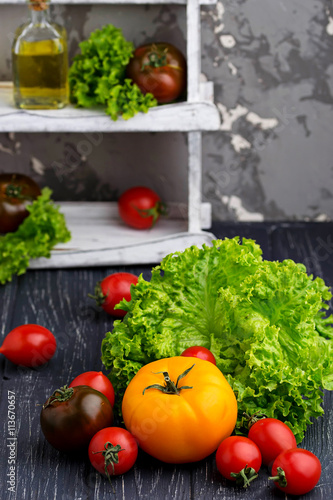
{"left": 101, "top": 237, "right": 333, "bottom": 443}
{"left": 0, "top": 188, "right": 71, "bottom": 284}
{"left": 69, "top": 24, "right": 157, "bottom": 120}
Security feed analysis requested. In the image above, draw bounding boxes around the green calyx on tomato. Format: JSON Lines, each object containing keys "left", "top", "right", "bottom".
{"left": 92, "top": 441, "right": 125, "bottom": 482}
{"left": 230, "top": 465, "right": 259, "bottom": 489}
{"left": 131, "top": 200, "right": 167, "bottom": 227}
{"left": 43, "top": 385, "right": 74, "bottom": 409}
{"left": 142, "top": 364, "right": 194, "bottom": 395}
{"left": 244, "top": 411, "right": 268, "bottom": 429}
{"left": 88, "top": 281, "right": 107, "bottom": 308}
{"left": 5, "top": 183, "right": 34, "bottom": 200}
{"left": 141, "top": 45, "right": 168, "bottom": 70}
{"left": 269, "top": 467, "right": 288, "bottom": 488}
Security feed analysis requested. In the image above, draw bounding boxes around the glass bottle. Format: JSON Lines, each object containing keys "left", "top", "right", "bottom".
{"left": 12, "top": 0, "right": 69, "bottom": 109}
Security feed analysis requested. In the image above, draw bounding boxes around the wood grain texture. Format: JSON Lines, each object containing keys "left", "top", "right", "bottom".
{"left": 0, "top": 88, "right": 221, "bottom": 133}
{"left": 0, "top": 0, "right": 217, "bottom": 4}
{"left": 0, "top": 222, "right": 332, "bottom": 500}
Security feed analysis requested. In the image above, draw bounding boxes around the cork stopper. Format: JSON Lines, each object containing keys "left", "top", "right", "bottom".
{"left": 28, "top": 0, "right": 50, "bottom": 11}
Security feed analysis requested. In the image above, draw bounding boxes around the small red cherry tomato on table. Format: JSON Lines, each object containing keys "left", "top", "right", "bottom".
{"left": 69, "top": 371, "right": 115, "bottom": 408}
{"left": 126, "top": 42, "right": 186, "bottom": 104}
{"left": 181, "top": 345, "right": 216, "bottom": 365}
{"left": 88, "top": 427, "right": 138, "bottom": 481}
{"left": 269, "top": 448, "right": 321, "bottom": 495}
{"left": 88, "top": 272, "right": 138, "bottom": 317}
{"left": 0, "top": 324, "right": 56, "bottom": 367}
{"left": 118, "top": 186, "right": 166, "bottom": 230}
{"left": 248, "top": 416, "right": 297, "bottom": 467}
{"left": 216, "top": 436, "right": 262, "bottom": 488}
{"left": 40, "top": 385, "right": 114, "bottom": 452}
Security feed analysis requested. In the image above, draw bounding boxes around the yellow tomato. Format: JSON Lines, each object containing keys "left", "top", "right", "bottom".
{"left": 121, "top": 356, "right": 237, "bottom": 464}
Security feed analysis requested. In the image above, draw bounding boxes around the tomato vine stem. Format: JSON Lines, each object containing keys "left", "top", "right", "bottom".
{"left": 130, "top": 200, "right": 167, "bottom": 226}
{"left": 88, "top": 281, "right": 107, "bottom": 307}
{"left": 269, "top": 466, "right": 288, "bottom": 488}
{"left": 142, "top": 364, "right": 195, "bottom": 395}
{"left": 230, "top": 465, "right": 259, "bottom": 488}
{"left": 93, "top": 441, "right": 125, "bottom": 485}
{"left": 43, "top": 385, "right": 74, "bottom": 409}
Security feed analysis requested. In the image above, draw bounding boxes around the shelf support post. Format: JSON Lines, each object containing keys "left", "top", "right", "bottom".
{"left": 186, "top": 0, "right": 201, "bottom": 102}
{"left": 187, "top": 130, "right": 203, "bottom": 233}
{"left": 186, "top": 0, "right": 204, "bottom": 233}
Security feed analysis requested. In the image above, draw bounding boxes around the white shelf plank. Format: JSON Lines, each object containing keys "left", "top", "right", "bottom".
{"left": 0, "top": 0, "right": 217, "bottom": 4}
{"left": 28, "top": 201, "right": 216, "bottom": 268}
{"left": 0, "top": 87, "right": 220, "bottom": 133}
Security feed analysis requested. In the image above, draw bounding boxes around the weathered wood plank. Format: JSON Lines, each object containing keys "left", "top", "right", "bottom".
{"left": 1, "top": 223, "right": 332, "bottom": 500}
{"left": 0, "top": 0, "right": 217, "bottom": 4}
{"left": 0, "top": 88, "right": 221, "bottom": 133}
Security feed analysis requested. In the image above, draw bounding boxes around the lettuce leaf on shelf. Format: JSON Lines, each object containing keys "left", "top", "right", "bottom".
{"left": 0, "top": 188, "right": 71, "bottom": 284}
{"left": 101, "top": 237, "right": 333, "bottom": 443}
{"left": 69, "top": 24, "right": 157, "bottom": 121}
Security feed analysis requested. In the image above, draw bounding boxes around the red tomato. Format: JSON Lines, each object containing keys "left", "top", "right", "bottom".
{"left": 181, "top": 346, "right": 216, "bottom": 365}
{"left": 270, "top": 448, "right": 321, "bottom": 495}
{"left": 0, "top": 173, "right": 41, "bottom": 233}
{"left": 248, "top": 417, "right": 297, "bottom": 467}
{"left": 0, "top": 324, "right": 56, "bottom": 367}
{"left": 216, "top": 436, "right": 262, "bottom": 488}
{"left": 126, "top": 42, "right": 186, "bottom": 104}
{"left": 89, "top": 272, "right": 138, "bottom": 317}
{"left": 40, "top": 385, "right": 114, "bottom": 452}
{"left": 118, "top": 186, "right": 165, "bottom": 230}
{"left": 69, "top": 371, "right": 115, "bottom": 408}
{"left": 88, "top": 427, "right": 138, "bottom": 480}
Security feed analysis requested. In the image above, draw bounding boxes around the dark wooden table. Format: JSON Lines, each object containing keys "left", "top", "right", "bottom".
{"left": 1, "top": 222, "right": 332, "bottom": 500}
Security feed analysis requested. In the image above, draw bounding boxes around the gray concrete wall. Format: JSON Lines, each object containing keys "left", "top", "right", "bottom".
{"left": 1, "top": 1, "right": 333, "bottom": 221}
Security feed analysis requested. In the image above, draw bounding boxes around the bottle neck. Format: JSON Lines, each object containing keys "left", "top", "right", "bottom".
{"left": 29, "top": 2, "right": 50, "bottom": 25}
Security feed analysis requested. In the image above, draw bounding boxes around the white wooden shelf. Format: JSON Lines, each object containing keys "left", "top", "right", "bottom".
{"left": 1, "top": 0, "right": 220, "bottom": 267}
{"left": 0, "top": 0, "right": 216, "bottom": 5}
{"left": 0, "top": 85, "right": 221, "bottom": 133}
{"left": 28, "top": 202, "right": 215, "bottom": 268}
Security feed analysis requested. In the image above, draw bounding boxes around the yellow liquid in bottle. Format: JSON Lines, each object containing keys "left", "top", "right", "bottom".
{"left": 12, "top": 34, "right": 69, "bottom": 109}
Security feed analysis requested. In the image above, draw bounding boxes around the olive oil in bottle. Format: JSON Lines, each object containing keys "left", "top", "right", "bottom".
{"left": 12, "top": 0, "right": 69, "bottom": 109}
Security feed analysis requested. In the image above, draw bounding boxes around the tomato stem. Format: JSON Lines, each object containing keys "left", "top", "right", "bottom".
{"left": 143, "top": 364, "right": 195, "bottom": 395}
{"left": 43, "top": 385, "right": 74, "bottom": 409}
{"left": 230, "top": 465, "right": 259, "bottom": 488}
{"left": 93, "top": 441, "right": 125, "bottom": 485}
{"left": 244, "top": 411, "right": 268, "bottom": 429}
{"left": 141, "top": 45, "right": 168, "bottom": 70}
{"left": 131, "top": 200, "right": 167, "bottom": 226}
{"left": 269, "top": 466, "right": 288, "bottom": 488}
{"left": 5, "top": 183, "right": 34, "bottom": 201}
{"left": 88, "top": 281, "right": 107, "bottom": 307}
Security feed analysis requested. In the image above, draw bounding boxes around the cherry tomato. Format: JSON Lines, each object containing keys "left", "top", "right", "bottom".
{"left": 0, "top": 324, "right": 56, "bottom": 367}
{"left": 0, "top": 173, "right": 41, "bottom": 233}
{"left": 118, "top": 186, "right": 166, "bottom": 230}
{"left": 89, "top": 272, "right": 138, "bottom": 317}
{"left": 88, "top": 427, "right": 138, "bottom": 480}
{"left": 216, "top": 436, "right": 262, "bottom": 488}
{"left": 269, "top": 448, "right": 321, "bottom": 495}
{"left": 126, "top": 42, "right": 186, "bottom": 104}
{"left": 40, "top": 385, "right": 114, "bottom": 452}
{"left": 181, "top": 346, "right": 216, "bottom": 365}
{"left": 69, "top": 371, "right": 115, "bottom": 408}
{"left": 248, "top": 417, "right": 297, "bottom": 467}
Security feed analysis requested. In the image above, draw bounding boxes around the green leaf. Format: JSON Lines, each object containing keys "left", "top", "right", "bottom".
{"left": 101, "top": 237, "right": 333, "bottom": 442}
{"left": 0, "top": 188, "right": 71, "bottom": 284}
